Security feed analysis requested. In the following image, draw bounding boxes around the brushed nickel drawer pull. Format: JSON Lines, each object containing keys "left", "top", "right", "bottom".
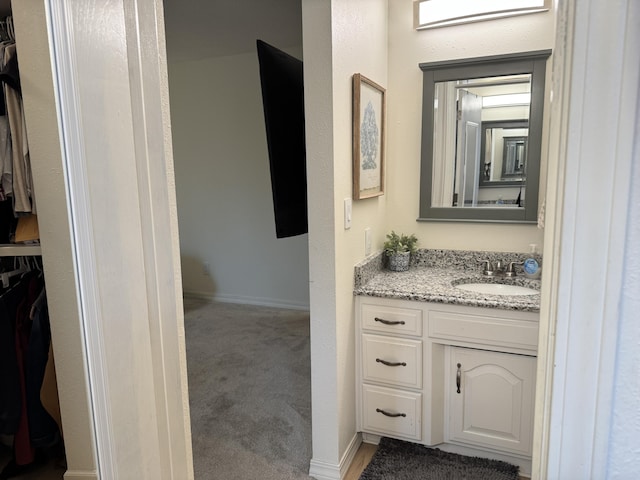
{"left": 374, "top": 317, "right": 405, "bottom": 326}
{"left": 456, "top": 363, "right": 462, "bottom": 394}
{"left": 376, "top": 358, "right": 407, "bottom": 367}
{"left": 376, "top": 408, "right": 406, "bottom": 418}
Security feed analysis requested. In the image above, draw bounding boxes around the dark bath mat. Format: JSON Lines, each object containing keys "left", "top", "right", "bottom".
{"left": 359, "top": 437, "right": 519, "bottom": 480}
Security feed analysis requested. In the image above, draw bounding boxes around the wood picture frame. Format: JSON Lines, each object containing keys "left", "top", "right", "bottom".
{"left": 352, "top": 73, "right": 385, "bottom": 199}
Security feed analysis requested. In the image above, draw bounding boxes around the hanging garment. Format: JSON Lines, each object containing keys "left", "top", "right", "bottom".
{"left": 23, "top": 291, "right": 58, "bottom": 448}
{"left": 0, "top": 42, "right": 13, "bottom": 201}
{"left": 0, "top": 275, "right": 28, "bottom": 436}
{"left": 0, "top": 272, "right": 58, "bottom": 471}
{"left": 1, "top": 44, "right": 34, "bottom": 214}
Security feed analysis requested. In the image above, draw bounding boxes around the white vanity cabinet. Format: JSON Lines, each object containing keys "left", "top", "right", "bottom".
{"left": 356, "top": 295, "right": 539, "bottom": 464}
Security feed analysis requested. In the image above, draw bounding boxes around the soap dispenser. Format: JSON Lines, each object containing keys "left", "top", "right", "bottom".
{"left": 523, "top": 244, "right": 541, "bottom": 279}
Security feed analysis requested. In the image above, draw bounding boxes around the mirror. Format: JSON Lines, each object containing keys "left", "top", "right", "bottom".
{"left": 418, "top": 50, "right": 551, "bottom": 222}
{"left": 480, "top": 120, "right": 529, "bottom": 187}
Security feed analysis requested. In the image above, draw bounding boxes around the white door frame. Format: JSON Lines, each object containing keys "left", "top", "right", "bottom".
{"left": 534, "top": 0, "right": 640, "bottom": 478}
{"left": 36, "top": 0, "right": 194, "bottom": 478}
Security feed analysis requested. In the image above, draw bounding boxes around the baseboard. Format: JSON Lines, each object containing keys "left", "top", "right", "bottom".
{"left": 183, "top": 290, "right": 310, "bottom": 311}
{"left": 308, "top": 433, "right": 361, "bottom": 480}
{"left": 64, "top": 470, "right": 98, "bottom": 480}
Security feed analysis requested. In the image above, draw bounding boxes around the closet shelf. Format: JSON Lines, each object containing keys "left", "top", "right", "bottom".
{"left": 0, "top": 243, "right": 42, "bottom": 256}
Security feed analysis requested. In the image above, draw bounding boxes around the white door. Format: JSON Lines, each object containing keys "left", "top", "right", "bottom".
{"left": 455, "top": 90, "right": 482, "bottom": 207}
{"left": 446, "top": 346, "right": 536, "bottom": 456}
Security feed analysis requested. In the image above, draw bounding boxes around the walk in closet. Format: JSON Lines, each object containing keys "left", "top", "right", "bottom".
{"left": 0, "top": 11, "right": 65, "bottom": 479}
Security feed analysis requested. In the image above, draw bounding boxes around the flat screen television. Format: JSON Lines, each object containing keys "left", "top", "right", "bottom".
{"left": 256, "top": 40, "right": 308, "bottom": 238}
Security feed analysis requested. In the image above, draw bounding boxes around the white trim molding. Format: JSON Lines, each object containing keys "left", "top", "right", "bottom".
{"left": 309, "top": 433, "right": 361, "bottom": 480}
{"left": 541, "top": 0, "right": 640, "bottom": 478}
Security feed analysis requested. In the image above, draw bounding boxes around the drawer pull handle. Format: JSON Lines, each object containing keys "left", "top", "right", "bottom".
{"left": 374, "top": 317, "right": 405, "bottom": 326}
{"left": 376, "top": 408, "right": 406, "bottom": 418}
{"left": 376, "top": 358, "right": 407, "bottom": 367}
{"left": 456, "top": 363, "right": 462, "bottom": 394}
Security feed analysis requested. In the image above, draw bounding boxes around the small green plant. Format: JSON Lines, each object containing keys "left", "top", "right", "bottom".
{"left": 383, "top": 231, "right": 418, "bottom": 257}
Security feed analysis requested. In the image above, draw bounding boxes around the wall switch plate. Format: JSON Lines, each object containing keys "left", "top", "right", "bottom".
{"left": 344, "top": 198, "right": 352, "bottom": 229}
{"left": 365, "top": 227, "right": 372, "bottom": 256}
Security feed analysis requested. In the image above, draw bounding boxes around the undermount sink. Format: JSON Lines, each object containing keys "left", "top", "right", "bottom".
{"left": 455, "top": 283, "right": 539, "bottom": 296}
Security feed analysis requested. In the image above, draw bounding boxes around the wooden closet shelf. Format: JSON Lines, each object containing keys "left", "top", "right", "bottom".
{"left": 0, "top": 243, "right": 42, "bottom": 256}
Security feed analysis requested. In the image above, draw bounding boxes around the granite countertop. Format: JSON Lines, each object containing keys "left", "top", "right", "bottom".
{"left": 354, "top": 249, "right": 542, "bottom": 313}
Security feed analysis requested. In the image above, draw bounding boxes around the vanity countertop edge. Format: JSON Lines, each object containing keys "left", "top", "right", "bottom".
{"left": 354, "top": 249, "right": 541, "bottom": 313}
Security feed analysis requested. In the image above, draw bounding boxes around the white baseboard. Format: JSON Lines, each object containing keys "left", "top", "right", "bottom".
{"left": 308, "top": 433, "right": 361, "bottom": 480}
{"left": 183, "top": 290, "right": 310, "bottom": 311}
{"left": 64, "top": 470, "right": 98, "bottom": 480}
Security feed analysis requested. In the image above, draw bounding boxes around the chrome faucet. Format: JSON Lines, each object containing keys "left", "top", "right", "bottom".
{"left": 482, "top": 260, "right": 523, "bottom": 277}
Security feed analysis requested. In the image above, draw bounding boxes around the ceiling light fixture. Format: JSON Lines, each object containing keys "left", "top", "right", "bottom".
{"left": 415, "top": 0, "right": 549, "bottom": 30}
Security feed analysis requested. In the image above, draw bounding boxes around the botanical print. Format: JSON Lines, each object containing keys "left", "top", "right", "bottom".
{"left": 359, "top": 81, "right": 382, "bottom": 193}
{"left": 360, "top": 101, "right": 379, "bottom": 170}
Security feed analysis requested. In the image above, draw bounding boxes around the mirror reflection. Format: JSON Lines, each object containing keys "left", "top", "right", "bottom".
{"left": 480, "top": 120, "right": 529, "bottom": 185}
{"left": 431, "top": 74, "right": 531, "bottom": 208}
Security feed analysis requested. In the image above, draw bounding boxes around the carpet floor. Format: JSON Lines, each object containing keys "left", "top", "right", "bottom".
{"left": 184, "top": 297, "right": 312, "bottom": 479}
{"left": 359, "top": 437, "right": 520, "bottom": 480}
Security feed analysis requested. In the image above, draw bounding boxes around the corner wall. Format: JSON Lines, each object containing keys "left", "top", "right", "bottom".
{"left": 304, "top": 0, "right": 389, "bottom": 477}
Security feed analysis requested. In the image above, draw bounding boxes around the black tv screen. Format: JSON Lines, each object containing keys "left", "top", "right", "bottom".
{"left": 256, "top": 40, "right": 308, "bottom": 238}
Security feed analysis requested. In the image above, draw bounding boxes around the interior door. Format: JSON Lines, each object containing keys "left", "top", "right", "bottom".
{"left": 455, "top": 90, "right": 482, "bottom": 207}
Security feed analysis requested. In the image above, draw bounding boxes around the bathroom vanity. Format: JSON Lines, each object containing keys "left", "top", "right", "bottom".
{"left": 354, "top": 250, "right": 541, "bottom": 473}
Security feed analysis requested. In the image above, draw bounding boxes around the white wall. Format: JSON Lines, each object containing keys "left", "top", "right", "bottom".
{"left": 304, "top": 0, "right": 389, "bottom": 476}
{"left": 387, "top": 1, "right": 555, "bottom": 253}
{"left": 168, "top": 49, "right": 310, "bottom": 309}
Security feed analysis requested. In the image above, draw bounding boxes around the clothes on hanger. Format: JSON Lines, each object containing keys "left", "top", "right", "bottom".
{"left": 0, "top": 265, "right": 59, "bottom": 478}
{"left": 0, "top": 15, "right": 36, "bottom": 216}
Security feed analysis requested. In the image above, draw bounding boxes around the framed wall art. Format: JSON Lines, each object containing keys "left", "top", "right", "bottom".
{"left": 352, "top": 73, "right": 386, "bottom": 200}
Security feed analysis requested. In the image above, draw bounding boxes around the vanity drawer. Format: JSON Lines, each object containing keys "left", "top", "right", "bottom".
{"left": 362, "top": 334, "right": 422, "bottom": 388}
{"left": 361, "top": 301, "right": 423, "bottom": 336}
{"left": 429, "top": 309, "right": 538, "bottom": 351}
{"left": 362, "top": 384, "right": 422, "bottom": 441}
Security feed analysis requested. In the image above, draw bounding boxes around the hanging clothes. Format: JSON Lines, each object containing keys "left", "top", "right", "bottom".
{"left": 0, "top": 267, "right": 59, "bottom": 476}
{"left": 1, "top": 43, "right": 34, "bottom": 215}
{"left": 0, "top": 14, "right": 37, "bottom": 217}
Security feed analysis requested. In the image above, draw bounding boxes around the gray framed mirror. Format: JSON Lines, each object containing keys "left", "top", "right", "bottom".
{"left": 418, "top": 50, "right": 551, "bottom": 222}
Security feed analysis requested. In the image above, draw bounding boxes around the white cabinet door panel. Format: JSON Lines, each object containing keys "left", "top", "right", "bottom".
{"left": 447, "top": 347, "right": 536, "bottom": 455}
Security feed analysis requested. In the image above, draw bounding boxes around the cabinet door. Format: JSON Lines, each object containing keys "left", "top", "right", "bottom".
{"left": 446, "top": 347, "right": 536, "bottom": 456}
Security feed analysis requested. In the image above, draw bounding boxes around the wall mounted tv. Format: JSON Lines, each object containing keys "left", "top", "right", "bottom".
{"left": 256, "top": 39, "right": 308, "bottom": 239}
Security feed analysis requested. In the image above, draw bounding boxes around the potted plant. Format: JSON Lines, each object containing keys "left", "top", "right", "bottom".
{"left": 383, "top": 231, "right": 418, "bottom": 272}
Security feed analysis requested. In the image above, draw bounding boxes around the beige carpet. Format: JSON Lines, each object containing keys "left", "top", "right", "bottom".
{"left": 184, "top": 297, "right": 312, "bottom": 479}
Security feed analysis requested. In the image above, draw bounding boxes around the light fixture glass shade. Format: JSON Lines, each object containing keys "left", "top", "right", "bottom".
{"left": 415, "top": 0, "right": 549, "bottom": 30}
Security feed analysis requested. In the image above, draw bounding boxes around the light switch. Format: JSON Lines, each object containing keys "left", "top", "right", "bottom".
{"left": 344, "top": 198, "right": 352, "bottom": 229}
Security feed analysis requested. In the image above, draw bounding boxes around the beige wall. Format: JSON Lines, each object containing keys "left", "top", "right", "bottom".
{"left": 304, "top": 0, "right": 390, "bottom": 472}
{"left": 386, "top": 1, "right": 555, "bottom": 254}
{"left": 168, "top": 48, "right": 310, "bottom": 309}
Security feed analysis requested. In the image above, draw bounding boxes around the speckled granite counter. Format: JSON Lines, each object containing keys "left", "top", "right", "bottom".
{"left": 354, "top": 249, "right": 541, "bottom": 312}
